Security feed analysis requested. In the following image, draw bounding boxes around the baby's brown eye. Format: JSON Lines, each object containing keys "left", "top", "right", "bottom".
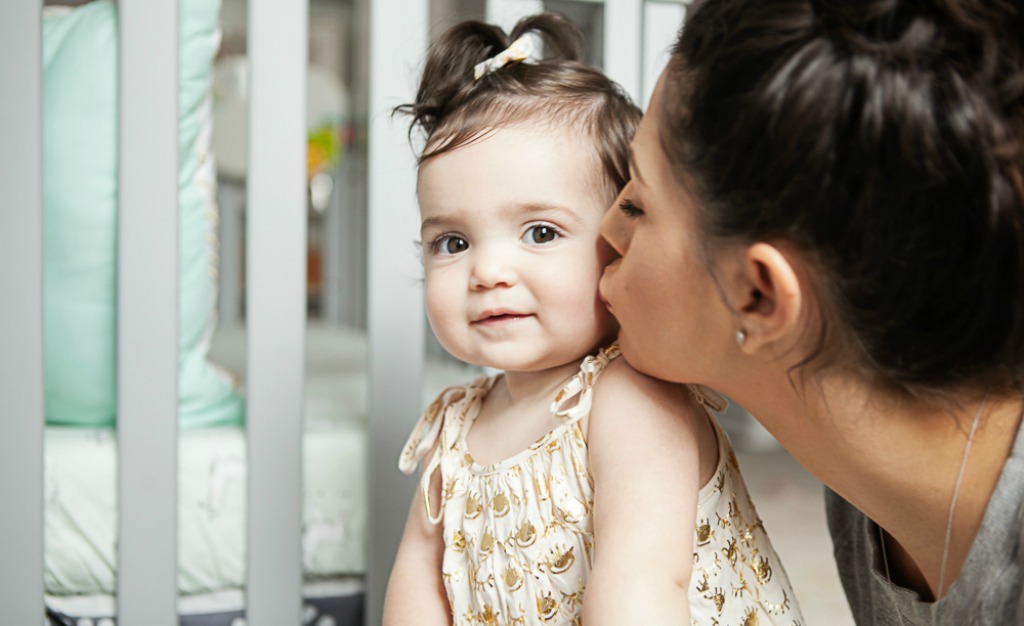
{"left": 527, "top": 225, "right": 559, "bottom": 244}
{"left": 444, "top": 237, "right": 468, "bottom": 254}
{"left": 433, "top": 235, "right": 468, "bottom": 255}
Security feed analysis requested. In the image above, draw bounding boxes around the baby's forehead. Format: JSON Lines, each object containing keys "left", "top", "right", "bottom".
{"left": 422, "top": 122, "right": 615, "bottom": 193}
{"left": 425, "top": 118, "right": 588, "bottom": 151}
{"left": 418, "top": 144, "right": 612, "bottom": 230}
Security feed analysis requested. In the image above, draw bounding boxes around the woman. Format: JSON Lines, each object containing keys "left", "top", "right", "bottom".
{"left": 599, "top": 0, "right": 1024, "bottom": 623}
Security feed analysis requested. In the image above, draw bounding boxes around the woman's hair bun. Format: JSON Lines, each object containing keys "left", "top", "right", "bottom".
{"left": 670, "top": 0, "right": 1024, "bottom": 396}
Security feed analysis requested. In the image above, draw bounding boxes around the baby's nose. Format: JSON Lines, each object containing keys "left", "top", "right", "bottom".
{"left": 470, "top": 249, "right": 517, "bottom": 289}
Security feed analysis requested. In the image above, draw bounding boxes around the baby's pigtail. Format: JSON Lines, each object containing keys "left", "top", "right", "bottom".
{"left": 507, "top": 12, "right": 585, "bottom": 64}
{"left": 396, "top": 21, "right": 508, "bottom": 139}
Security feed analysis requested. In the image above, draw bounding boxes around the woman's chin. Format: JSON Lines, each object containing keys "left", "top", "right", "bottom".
{"left": 614, "top": 336, "right": 650, "bottom": 373}
{"left": 616, "top": 334, "right": 689, "bottom": 384}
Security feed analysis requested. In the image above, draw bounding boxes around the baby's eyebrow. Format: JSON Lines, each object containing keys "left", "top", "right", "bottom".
{"left": 514, "top": 202, "right": 583, "bottom": 225}
{"left": 420, "top": 215, "right": 453, "bottom": 235}
{"left": 420, "top": 202, "right": 583, "bottom": 236}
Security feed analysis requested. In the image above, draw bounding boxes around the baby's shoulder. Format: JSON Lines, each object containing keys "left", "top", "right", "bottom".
{"left": 592, "top": 356, "right": 705, "bottom": 422}
{"left": 586, "top": 355, "right": 715, "bottom": 487}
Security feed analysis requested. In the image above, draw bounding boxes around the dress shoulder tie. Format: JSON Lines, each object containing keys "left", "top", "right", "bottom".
{"left": 550, "top": 345, "right": 621, "bottom": 424}
{"left": 398, "top": 376, "right": 490, "bottom": 526}
{"left": 687, "top": 383, "right": 728, "bottom": 413}
{"left": 398, "top": 383, "right": 467, "bottom": 476}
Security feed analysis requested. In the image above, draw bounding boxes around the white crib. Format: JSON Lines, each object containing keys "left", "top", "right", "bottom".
{"left": 0, "top": 0, "right": 685, "bottom": 624}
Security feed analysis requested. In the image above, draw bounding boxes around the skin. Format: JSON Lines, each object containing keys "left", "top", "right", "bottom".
{"left": 418, "top": 125, "right": 617, "bottom": 386}
{"left": 417, "top": 124, "right": 625, "bottom": 470}
{"left": 384, "top": 123, "right": 717, "bottom": 625}
{"left": 600, "top": 70, "right": 1024, "bottom": 601}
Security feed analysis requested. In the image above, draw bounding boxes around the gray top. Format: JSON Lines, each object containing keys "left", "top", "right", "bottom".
{"left": 826, "top": 420, "right": 1024, "bottom": 625}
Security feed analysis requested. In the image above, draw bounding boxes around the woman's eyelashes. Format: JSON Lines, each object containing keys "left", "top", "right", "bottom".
{"left": 618, "top": 198, "right": 644, "bottom": 219}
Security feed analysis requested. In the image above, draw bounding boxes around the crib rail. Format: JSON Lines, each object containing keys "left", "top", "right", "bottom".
{"left": 117, "top": 0, "right": 181, "bottom": 623}
{"left": 0, "top": 0, "right": 310, "bottom": 623}
{"left": 246, "top": 1, "right": 309, "bottom": 623}
{"left": 604, "top": 0, "right": 644, "bottom": 103}
{"left": 0, "top": 0, "right": 672, "bottom": 622}
{"left": 365, "top": 0, "right": 427, "bottom": 622}
{"left": 0, "top": 2, "right": 45, "bottom": 624}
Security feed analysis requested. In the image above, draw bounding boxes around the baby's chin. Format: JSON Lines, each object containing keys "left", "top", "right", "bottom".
{"left": 459, "top": 348, "right": 575, "bottom": 373}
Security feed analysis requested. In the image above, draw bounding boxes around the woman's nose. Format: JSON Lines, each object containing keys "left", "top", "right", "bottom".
{"left": 601, "top": 194, "right": 631, "bottom": 255}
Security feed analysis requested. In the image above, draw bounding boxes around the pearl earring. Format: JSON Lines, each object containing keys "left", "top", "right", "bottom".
{"left": 735, "top": 329, "right": 747, "bottom": 347}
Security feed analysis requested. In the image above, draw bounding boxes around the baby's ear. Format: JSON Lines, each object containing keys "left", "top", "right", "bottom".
{"left": 728, "top": 242, "right": 807, "bottom": 356}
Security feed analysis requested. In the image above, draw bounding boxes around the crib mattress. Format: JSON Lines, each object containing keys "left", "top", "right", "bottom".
{"left": 44, "top": 421, "right": 366, "bottom": 596}
{"left": 44, "top": 321, "right": 477, "bottom": 597}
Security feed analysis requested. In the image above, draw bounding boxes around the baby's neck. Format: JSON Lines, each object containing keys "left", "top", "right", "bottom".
{"left": 466, "top": 357, "right": 585, "bottom": 467}
{"left": 496, "top": 358, "right": 585, "bottom": 406}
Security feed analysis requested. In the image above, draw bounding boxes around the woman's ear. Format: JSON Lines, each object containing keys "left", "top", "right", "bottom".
{"left": 728, "top": 243, "right": 805, "bottom": 354}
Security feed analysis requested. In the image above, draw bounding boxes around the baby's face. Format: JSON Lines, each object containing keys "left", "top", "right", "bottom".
{"left": 417, "top": 124, "right": 617, "bottom": 373}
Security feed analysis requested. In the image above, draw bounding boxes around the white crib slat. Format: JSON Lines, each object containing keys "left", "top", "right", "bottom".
{"left": 642, "top": 0, "right": 686, "bottom": 108}
{"left": 246, "top": 1, "right": 308, "bottom": 624}
{"left": 366, "top": 0, "right": 427, "bottom": 622}
{"left": 0, "top": 1, "right": 44, "bottom": 621}
{"left": 117, "top": 0, "right": 179, "bottom": 624}
{"left": 604, "top": 0, "right": 644, "bottom": 104}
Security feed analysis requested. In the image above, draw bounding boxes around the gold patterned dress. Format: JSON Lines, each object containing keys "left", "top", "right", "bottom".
{"left": 687, "top": 407, "right": 805, "bottom": 626}
{"left": 399, "top": 347, "right": 804, "bottom": 626}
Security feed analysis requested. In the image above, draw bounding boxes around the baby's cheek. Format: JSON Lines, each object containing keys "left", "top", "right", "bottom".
{"left": 424, "top": 288, "right": 457, "bottom": 342}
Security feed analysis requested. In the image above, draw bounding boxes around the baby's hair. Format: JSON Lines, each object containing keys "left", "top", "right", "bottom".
{"left": 665, "top": 0, "right": 1024, "bottom": 398}
{"left": 397, "top": 12, "right": 641, "bottom": 194}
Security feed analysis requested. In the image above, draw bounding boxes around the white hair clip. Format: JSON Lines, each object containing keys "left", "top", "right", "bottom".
{"left": 473, "top": 35, "right": 535, "bottom": 80}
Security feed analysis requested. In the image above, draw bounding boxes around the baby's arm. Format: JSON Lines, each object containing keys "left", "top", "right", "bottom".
{"left": 383, "top": 450, "right": 451, "bottom": 626}
{"left": 582, "top": 360, "right": 705, "bottom": 624}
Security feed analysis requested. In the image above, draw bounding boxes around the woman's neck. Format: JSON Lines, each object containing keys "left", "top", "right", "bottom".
{"left": 727, "top": 368, "right": 1022, "bottom": 599}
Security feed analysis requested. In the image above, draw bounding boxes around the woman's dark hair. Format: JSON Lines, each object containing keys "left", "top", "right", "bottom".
{"left": 396, "top": 12, "right": 641, "bottom": 195}
{"left": 664, "top": 0, "right": 1024, "bottom": 397}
